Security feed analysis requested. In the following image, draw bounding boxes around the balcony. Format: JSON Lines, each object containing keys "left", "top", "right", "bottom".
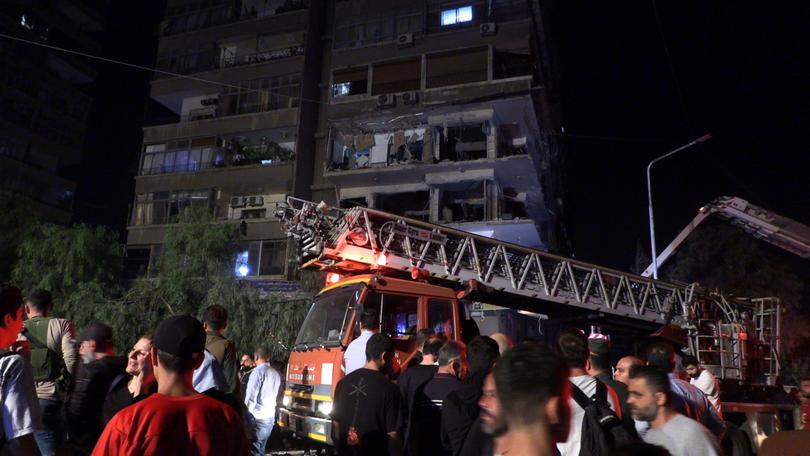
{"left": 155, "top": 44, "right": 305, "bottom": 79}
{"left": 159, "top": 0, "right": 307, "bottom": 37}
{"left": 139, "top": 143, "right": 295, "bottom": 177}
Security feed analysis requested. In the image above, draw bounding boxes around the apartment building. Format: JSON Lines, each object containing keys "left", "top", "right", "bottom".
{"left": 312, "top": 0, "right": 564, "bottom": 252}
{"left": 0, "top": 0, "right": 105, "bottom": 222}
{"left": 126, "top": 0, "right": 564, "bottom": 282}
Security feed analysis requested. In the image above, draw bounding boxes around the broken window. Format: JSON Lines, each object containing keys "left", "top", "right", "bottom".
{"left": 371, "top": 58, "right": 421, "bottom": 95}
{"left": 437, "top": 125, "right": 488, "bottom": 161}
{"left": 332, "top": 67, "right": 368, "bottom": 98}
{"left": 340, "top": 197, "right": 367, "bottom": 209}
{"left": 378, "top": 191, "right": 430, "bottom": 221}
{"left": 259, "top": 240, "right": 287, "bottom": 276}
{"left": 426, "top": 47, "right": 488, "bottom": 88}
{"left": 438, "top": 182, "right": 487, "bottom": 223}
{"left": 494, "top": 48, "right": 533, "bottom": 80}
{"left": 501, "top": 187, "right": 528, "bottom": 220}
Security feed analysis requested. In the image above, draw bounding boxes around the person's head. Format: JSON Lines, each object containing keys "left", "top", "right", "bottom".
{"left": 79, "top": 323, "right": 115, "bottom": 361}
{"left": 683, "top": 355, "right": 702, "bottom": 379}
{"left": 645, "top": 341, "right": 676, "bottom": 373}
{"left": 615, "top": 356, "right": 643, "bottom": 385}
{"left": 557, "top": 328, "right": 589, "bottom": 372}
{"left": 365, "top": 332, "right": 395, "bottom": 372}
{"left": 0, "top": 286, "right": 25, "bottom": 349}
{"left": 202, "top": 305, "right": 228, "bottom": 333}
{"left": 254, "top": 346, "right": 270, "bottom": 363}
{"left": 494, "top": 342, "right": 571, "bottom": 445}
{"left": 361, "top": 309, "right": 379, "bottom": 332}
{"left": 416, "top": 327, "right": 435, "bottom": 352}
{"left": 466, "top": 336, "right": 500, "bottom": 376}
{"left": 126, "top": 333, "right": 153, "bottom": 376}
{"left": 799, "top": 377, "right": 810, "bottom": 404}
{"left": 25, "top": 289, "right": 53, "bottom": 317}
{"left": 241, "top": 353, "right": 255, "bottom": 369}
{"left": 151, "top": 315, "right": 207, "bottom": 388}
{"left": 479, "top": 371, "right": 506, "bottom": 436}
{"left": 438, "top": 341, "right": 465, "bottom": 378}
{"left": 587, "top": 338, "right": 611, "bottom": 377}
{"left": 626, "top": 366, "right": 672, "bottom": 423}
{"left": 422, "top": 337, "right": 444, "bottom": 364}
{"left": 489, "top": 332, "right": 512, "bottom": 355}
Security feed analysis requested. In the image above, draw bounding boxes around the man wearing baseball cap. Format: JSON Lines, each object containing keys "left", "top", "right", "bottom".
{"left": 92, "top": 315, "right": 249, "bottom": 455}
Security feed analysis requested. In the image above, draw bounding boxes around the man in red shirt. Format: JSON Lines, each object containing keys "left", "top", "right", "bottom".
{"left": 92, "top": 315, "right": 249, "bottom": 455}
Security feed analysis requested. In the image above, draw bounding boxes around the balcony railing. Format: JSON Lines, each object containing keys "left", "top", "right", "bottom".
{"left": 138, "top": 144, "right": 295, "bottom": 177}
{"left": 156, "top": 44, "right": 306, "bottom": 78}
{"left": 220, "top": 45, "right": 305, "bottom": 69}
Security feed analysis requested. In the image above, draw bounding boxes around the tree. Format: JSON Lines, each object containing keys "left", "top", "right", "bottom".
{"left": 0, "top": 190, "right": 37, "bottom": 283}
{"left": 662, "top": 221, "right": 809, "bottom": 380}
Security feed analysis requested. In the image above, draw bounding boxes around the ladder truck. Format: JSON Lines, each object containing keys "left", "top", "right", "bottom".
{"left": 274, "top": 197, "right": 788, "bottom": 454}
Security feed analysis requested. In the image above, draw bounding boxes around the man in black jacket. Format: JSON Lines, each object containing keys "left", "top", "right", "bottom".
{"left": 440, "top": 336, "right": 500, "bottom": 456}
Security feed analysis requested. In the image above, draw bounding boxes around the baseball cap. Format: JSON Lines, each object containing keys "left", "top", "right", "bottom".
{"left": 80, "top": 323, "right": 114, "bottom": 351}
{"left": 153, "top": 315, "right": 206, "bottom": 360}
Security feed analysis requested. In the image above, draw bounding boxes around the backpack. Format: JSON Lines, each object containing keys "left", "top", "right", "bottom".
{"left": 571, "top": 380, "right": 638, "bottom": 456}
{"left": 22, "top": 318, "right": 64, "bottom": 383}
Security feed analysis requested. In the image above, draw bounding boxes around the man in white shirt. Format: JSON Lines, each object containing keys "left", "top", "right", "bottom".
{"left": 683, "top": 356, "right": 721, "bottom": 414}
{"left": 343, "top": 310, "right": 379, "bottom": 375}
{"left": 556, "top": 329, "right": 621, "bottom": 456}
{"left": 627, "top": 366, "right": 720, "bottom": 456}
{"left": 244, "top": 346, "right": 281, "bottom": 456}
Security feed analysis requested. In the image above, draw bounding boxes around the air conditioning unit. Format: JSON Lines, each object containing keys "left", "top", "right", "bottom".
{"left": 401, "top": 91, "right": 419, "bottom": 105}
{"left": 396, "top": 32, "right": 414, "bottom": 48}
{"left": 480, "top": 22, "right": 498, "bottom": 36}
{"left": 377, "top": 93, "right": 396, "bottom": 108}
{"left": 200, "top": 98, "right": 219, "bottom": 106}
{"left": 230, "top": 196, "right": 246, "bottom": 208}
{"left": 247, "top": 195, "right": 264, "bottom": 207}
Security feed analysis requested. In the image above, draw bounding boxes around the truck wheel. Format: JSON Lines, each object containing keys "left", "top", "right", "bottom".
{"left": 722, "top": 422, "right": 753, "bottom": 456}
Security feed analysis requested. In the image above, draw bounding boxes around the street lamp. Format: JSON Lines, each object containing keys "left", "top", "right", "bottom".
{"left": 646, "top": 134, "right": 712, "bottom": 279}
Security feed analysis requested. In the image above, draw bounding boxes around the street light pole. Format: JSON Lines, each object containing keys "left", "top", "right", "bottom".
{"left": 646, "top": 134, "right": 712, "bottom": 279}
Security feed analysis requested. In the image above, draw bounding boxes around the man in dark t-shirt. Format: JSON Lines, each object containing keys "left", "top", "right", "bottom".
{"left": 331, "top": 333, "right": 403, "bottom": 456}
{"left": 414, "top": 341, "right": 464, "bottom": 456}
{"left": 399, "top": 337, "right": 442, "bottom": 452}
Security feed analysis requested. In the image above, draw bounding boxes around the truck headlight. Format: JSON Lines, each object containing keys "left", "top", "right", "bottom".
{"left": 317, "top": 401, "right": 333, "bottom": 415}
{"left": 282, "top": 395, "right": 292, "bottom": 407}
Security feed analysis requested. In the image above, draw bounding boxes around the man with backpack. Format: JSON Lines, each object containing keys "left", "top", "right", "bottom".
{"left": 202, "top": 305, "right": 240, "bottom": 397}
{"left": 20, "top": 289, "right": 78, "bottom": 456}
{"left": 557, "top": 329, "right": 636, "bottom": 456}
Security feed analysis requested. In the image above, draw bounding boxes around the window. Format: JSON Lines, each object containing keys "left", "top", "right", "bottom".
{"left": 494, "top": 48, "right": 533, "bottom": 80}
{"left": 428, "top": 299, "right": 454, "bottom": 339}
{"left": 140, "top": 139, "right": 217, "bottom": 175}
{"left": 332, "top": 67, "right": 368, "bottom": 98}
{"left": 259, "top": 240, "right": 287, "bottom": 276}
{"left": 440, "top": 5, "right": 473, "bottom": 26}
{"left": 363, "top": 292, "right": 418, "bottom": 338}
{"left": 131, "top": 189, "right": 210, "bottom": 226}
{"left": 371, "top": 58, "right": 421, "bottom": 95}
{"left": 426, "top": 47, "right": 488, "bottom": 88}
{"left": 233, "top": 239, "right": 287, "bottom": 277}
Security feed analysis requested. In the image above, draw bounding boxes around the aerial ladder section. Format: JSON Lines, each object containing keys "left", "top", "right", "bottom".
{"left": 643, "top": 196, "right": 810, "bottom": 277}
{"left": 276, "top": 197, "right": 775, "bottom": 338}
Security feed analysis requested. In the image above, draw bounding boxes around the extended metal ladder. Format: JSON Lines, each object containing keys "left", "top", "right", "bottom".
{"left": 276, "top": 197, "right": 768, "bottom": 328}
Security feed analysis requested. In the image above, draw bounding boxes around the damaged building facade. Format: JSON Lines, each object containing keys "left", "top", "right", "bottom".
{"left": 126, "top": 0, "right": 564, "bottom": 285}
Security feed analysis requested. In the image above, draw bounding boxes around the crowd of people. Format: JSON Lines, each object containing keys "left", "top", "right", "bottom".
{"left": 0, "top": 286, "right": 280, "bottom": 455}
{"left": 3, "top": 285, "right": 810, "bottom": 456}
{"left": 328, "top": 309, "right": 804, "bottom": 456}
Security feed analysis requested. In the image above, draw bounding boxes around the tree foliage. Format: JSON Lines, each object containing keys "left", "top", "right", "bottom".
{"left": 662, "top": 222, "right": 810, "bottom": 380}
{"left": 0, "top": 191, "right": 38, "bottom": 283}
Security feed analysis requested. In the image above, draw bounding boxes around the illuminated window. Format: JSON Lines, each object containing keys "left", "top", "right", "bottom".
{"left": 440, "top": 5, "right": 472, "bottom": 26}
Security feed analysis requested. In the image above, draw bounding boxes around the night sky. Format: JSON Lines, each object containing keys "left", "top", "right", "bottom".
{"left": 68, "top": 1, "right": 807, "bottom": 271}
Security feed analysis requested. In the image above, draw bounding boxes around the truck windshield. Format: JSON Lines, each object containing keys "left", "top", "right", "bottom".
{"left": 294, "top": 285, "right": 361, "bottom": 348}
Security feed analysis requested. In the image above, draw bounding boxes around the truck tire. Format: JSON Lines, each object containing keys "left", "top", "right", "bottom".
{"left": 722, "top": 422, "right": 753, "bottom": 456}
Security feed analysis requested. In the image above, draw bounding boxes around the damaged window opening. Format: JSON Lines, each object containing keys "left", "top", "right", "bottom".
{"left": 493, "top": 48, "right": 534, "bottom": 80}
{"left": 502, "top": 187, "right": 528, "bottom": 220}
{"left": 332, "top": 67, "right": 368, "bottom": 98}
{"left": 378, "top": 191, "right": 430, "bottom": 221}
{"left": 439, "top": 182, "right": 487, "bottom": 223}
{"left": 426, "top": 47, "right": 488, "bottom": 88}
{"left": 437, "top": 125, "right": 487, "bottom": 161}
{"left": 371, "top": 58, "right": 421, "bottom": 95}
